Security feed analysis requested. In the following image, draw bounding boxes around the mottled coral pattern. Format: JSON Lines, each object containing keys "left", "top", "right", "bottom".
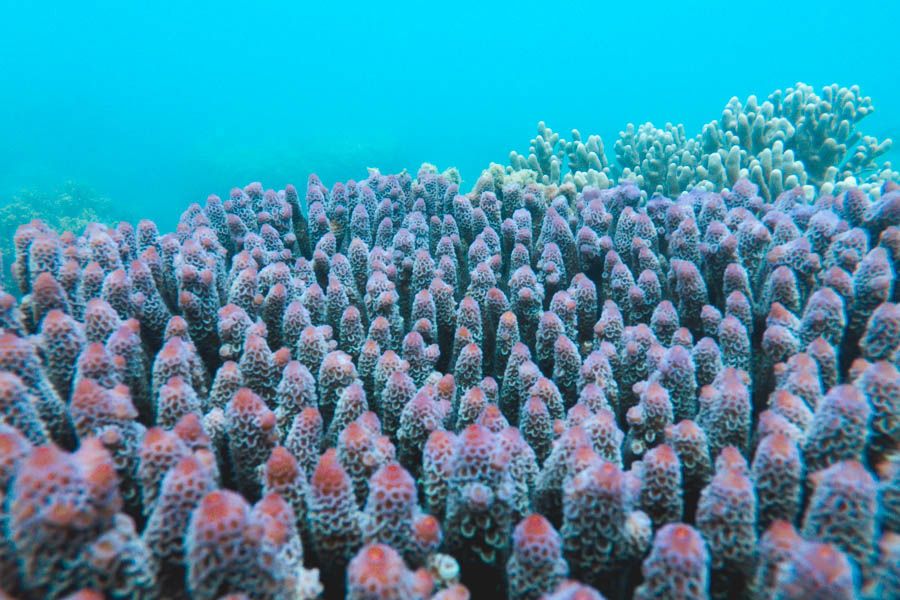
{"left": 0, "top": 83, "right": 899, "bottom": 599}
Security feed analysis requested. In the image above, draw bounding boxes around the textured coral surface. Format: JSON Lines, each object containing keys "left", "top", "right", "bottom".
{"left": 0, "top": 83, "right": 899, "bottom": 600}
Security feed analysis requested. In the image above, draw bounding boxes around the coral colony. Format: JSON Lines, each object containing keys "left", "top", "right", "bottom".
{"left": 1, "top": 81, "right": 900, "bottom": 600}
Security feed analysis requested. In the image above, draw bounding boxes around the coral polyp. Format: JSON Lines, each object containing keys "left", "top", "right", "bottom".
{"left": 0, "top": 82, "right": 899, "bottom": 599}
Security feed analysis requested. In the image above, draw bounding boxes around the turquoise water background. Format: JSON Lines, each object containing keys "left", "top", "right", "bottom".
{"left": 2, "top": 0, "right": 899, "bottom": 231}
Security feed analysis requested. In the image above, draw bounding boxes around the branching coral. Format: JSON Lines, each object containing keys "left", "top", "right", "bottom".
{"left": 1, "top": 88, "right": 899, "bottom": 598}
{"left": 502, "top": 83, "right": 896, "bottom": 201}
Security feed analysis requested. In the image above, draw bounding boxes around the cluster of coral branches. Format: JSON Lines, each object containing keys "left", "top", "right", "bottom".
{"left": 506, "top": 82, "right": 896, "bottom": 201}
{"left": 0, "top": 82, "right": 899, "bottom": 600}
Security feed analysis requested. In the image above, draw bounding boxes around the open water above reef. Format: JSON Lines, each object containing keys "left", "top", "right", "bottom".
{"left": 1, "top": 0, "right": 899, "bottom": 228}
{"left": 1, "top": 3, "right": 900, "bottom": 599}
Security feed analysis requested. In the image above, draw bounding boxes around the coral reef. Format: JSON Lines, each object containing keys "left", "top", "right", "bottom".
{"left": 0, "top": 182, "right": 133, "bottom": 294}
{"left": 0, "top": 82, "right": 899, "bottom": 600}
{"left": 502, "top": 83, "right": 897, "bottom": 200}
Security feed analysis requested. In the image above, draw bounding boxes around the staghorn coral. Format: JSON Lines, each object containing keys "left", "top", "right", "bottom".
{"left": 1, "top": 96, "right": 898, "bottom": 597}
{"left": 615, "top": 84, "right": 896, "bottom": 200}
{"left": 802, "top": 460, "right": 878, "bottom": 579}
{"left": 561, "top": 460, "right": 651, "bottom": 597}
{"left": 695, "top": 457, "right": 757, "bottom": 599}
{"left": 751, "top": 433, "right": 803, "bottom": 530}
{"left": 345, "top": 543, "right": 423, "bottom": 600}
{"left": 506, "top": 514, "right": 567, "bottom": 600}
{"left": 307, "top": 448, "right": 363, "bottom": 578}
{"left": 635, "top": 444, "right": 683, "bottom": 529}
{"left": 185, "top": 489, "right": 302, "bottom": 600}
{"left": 771, "top": 540, "right": 858, "bottom": 600}
{"left": 634, "top": 523, "right": 710, "bottom": 600}
{"left": 443, "top": 423, "right": 516, "bottom": 582}
{"left": 359, "top": 461, "right": 436, "bottom": 566}
{"left": 752, "top": 520, "right": 801, "bottom": 599}
{"left": 142, "top": 454, "right": 216, "bottom": 598}
{"left": 8, "top": 439, "right": 153, "bottom": 599}
{"left": 225, "top": 387, "right": 278, "bottom": 498}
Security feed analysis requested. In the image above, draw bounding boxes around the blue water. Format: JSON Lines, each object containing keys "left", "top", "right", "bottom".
{"left": 2, "top": 0, "right": 899, "bottom": 231}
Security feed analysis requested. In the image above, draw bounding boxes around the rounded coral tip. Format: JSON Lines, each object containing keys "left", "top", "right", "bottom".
{"left": 311, "top": 448, "right": 348, "bottom": 494}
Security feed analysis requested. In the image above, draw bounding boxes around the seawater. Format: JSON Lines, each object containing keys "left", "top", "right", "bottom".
{"left": 1, "top": 0, "right": 898, "bottom": 231}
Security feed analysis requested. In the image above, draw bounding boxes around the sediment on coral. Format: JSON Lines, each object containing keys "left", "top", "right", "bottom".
{"left": 0, "top": 82, "right": 899, "bottom": 600}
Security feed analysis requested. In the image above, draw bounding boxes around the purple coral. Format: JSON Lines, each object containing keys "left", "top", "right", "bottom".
{"left": 506, "top": 514, "right": 567, "bottom": 600}
{"left": 0, "top": 139, "right": 898, "bottom": 599}
{"left": 635, "top": 524, "right": 710, "bottom": 600}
